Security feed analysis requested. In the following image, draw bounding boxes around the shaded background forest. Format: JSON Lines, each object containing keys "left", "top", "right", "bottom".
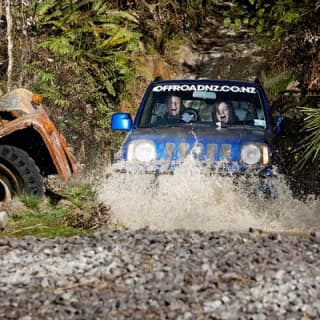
{"left": 0, "top": 0, "right": 319, "bottom": 196}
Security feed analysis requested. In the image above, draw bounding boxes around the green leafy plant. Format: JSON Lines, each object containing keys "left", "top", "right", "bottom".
{"left": 33, "top": 1, "right": 141, "bottom": 96}
{"left": 260, "top": 67, "right": 296, "bottom": 100}
{"left": 224, "top": 0, "right": 313, "bottom": 44}
{"left": 136, "top": 0, "right": 212, "bottom": 54}
{"left": 1, "top": 194, "right": 88, "bottom": 238}
{"left": 5, "top": 209, "right": 88, "bottom": 238}
{"left": 19, "top": 194, "right": 42, "bottom": 211}
{"left": 17, "top": 0, "right": 142, "bottom": 168}
{"left": 297, "top": 106, "right": 320, "bottom": 167}
{"left": 1, "top": 182, "right": 110, "bottom": 238}
{"left": 64, "top": 184, "right": 97, "bottom": 209}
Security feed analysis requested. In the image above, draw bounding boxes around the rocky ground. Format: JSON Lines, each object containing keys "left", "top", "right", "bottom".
{"left": 1, "top": 228, "right": 320, "bottom": 320}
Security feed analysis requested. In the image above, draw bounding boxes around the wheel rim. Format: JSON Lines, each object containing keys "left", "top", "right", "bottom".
{"left": 0, "top": 177, "right": 13, "bottom": 202}
{"left": 0, "top": 163, "right": 22, "bottom": 202}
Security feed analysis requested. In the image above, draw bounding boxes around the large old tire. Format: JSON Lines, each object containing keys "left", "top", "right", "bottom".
{"left": 0, "top": 145, "right": 44, "bottom": 201}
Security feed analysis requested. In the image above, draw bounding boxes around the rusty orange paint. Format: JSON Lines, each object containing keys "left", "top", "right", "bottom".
{"left": 0, "top": 88, "right": 77, "bottom": 181}
{"left": 32, "top": 94, "right": 43, "bottom": 105}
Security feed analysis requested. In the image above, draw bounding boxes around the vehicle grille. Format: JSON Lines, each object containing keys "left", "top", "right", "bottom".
{"left": 163, "top": 143, "right": 233, "bottom": 161}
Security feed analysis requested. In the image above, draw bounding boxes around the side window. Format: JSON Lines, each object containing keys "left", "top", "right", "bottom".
{"left": 139, "top": 96, "right": 151, "bottom": 126}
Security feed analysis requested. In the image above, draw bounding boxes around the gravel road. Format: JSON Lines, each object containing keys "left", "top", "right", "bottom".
{"left": 1, "top": 228, "right": 320, "bottom": 320}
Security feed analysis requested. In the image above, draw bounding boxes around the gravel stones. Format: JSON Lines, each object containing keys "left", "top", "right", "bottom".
{"left": 1, "top": 229, "right": 320, "bottom": 319}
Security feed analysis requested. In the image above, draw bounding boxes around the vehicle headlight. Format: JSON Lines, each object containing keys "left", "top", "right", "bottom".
{"left": 241, "top": 143, "right": 268, "bottom": 165}
{"left": 127, "top": 140, "right": 156, "bottom": 162}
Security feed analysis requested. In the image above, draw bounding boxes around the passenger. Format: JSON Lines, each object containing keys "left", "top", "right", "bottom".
{"left": 212, "top": 101, "right": 239, "bottom": 124}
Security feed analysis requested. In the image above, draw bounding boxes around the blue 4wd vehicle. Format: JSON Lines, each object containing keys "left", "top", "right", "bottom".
{"left": 111, "top": 79, "right": 280, "bottom": 185}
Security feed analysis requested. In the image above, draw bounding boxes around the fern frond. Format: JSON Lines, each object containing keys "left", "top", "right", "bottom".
{"left": 261, "top": 67, "right": 295, "bottom": 99}
{"left": 39, "top": 37, "right": 74, "bottom": 56}
{"left": 96, "top": 29, "right": 131, "bottom": 50}
{"left": 103, "top": 10, "right": 139, "bottom": 25}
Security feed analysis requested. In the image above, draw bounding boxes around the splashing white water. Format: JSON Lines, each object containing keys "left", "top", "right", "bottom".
{"left": 97, "top": 159, "right": 320, "bottom": 233}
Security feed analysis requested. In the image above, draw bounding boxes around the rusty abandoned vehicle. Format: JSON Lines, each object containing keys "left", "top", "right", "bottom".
{"left": 0, "top": 88, "right": 77, "bottom": 201}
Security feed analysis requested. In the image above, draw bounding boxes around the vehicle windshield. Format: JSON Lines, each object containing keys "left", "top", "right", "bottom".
{"left": 138, "top": 83, "right": 266, "bottom": 128}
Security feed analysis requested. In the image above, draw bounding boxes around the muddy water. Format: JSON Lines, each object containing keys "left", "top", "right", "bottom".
{"left": 97, "top": 159, "right": 320, "bottom": 233}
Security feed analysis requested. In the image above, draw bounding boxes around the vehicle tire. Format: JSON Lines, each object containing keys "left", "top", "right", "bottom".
{"left": 0, "top": 145, "right": 44, "bottom": 201}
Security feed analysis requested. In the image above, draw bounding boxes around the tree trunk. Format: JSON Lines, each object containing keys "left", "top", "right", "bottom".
{"left": 6, "top": 0, "right": 13, "bottom": 92}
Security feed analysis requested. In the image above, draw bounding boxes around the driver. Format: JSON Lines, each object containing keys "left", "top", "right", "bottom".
{"left": 166, "top": 95, "right": 198, "bottom": 123}
{"left": 151, "top": 95, "right": 198, "bottom": 125}
{"left": 167, "top": 95, "right": 184, "bottom": 119}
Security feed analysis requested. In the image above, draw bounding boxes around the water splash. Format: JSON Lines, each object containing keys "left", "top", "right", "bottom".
{"left": 97, "top": 158, "right": 320, "bottom": 233}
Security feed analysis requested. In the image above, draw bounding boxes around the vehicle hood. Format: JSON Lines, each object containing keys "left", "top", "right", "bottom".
{"left": 128, "top": 126, "right": 269, "bottom": 144}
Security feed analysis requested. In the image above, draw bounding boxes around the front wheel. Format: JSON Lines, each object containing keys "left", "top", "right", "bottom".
{"left": 0, "top": 145, "right": 44, "bottom": 201}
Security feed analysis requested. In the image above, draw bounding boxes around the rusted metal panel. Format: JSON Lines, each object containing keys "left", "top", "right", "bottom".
{"left": 0, "top": 88, "right": 77, "bottom": 181}
{"left": 0, "top": 88, "right": 42, "bottom": 113}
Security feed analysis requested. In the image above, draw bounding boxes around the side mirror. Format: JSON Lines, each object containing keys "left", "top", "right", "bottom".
{"left": 111, "top": 113, "right": 132, "bottom": 131}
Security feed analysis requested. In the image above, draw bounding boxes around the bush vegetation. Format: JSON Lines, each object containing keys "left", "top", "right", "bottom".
{"left": 1, "top": 183, "right": 110, "bottom": 238}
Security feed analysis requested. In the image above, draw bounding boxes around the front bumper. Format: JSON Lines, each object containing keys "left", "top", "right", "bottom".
{"left": 112, "top": 160, "right": 274, "bottom": 178}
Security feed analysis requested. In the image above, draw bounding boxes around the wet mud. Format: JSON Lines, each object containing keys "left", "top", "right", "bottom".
{"left": 98, "top": 160, "right": 320, "bottom": 233}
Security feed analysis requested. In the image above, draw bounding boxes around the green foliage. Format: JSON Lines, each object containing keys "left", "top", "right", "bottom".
{"left": 4, "top": 1, "right": 140, "bottom": 152}
{"left": 20, "top": 194, "right": 42, "bottom": 211}
{"left": 1, "top": 195, "right": 88, "bottom": 238}
{"left": 32, "top": 0, "right": 140, "bottom": 99}
{"left": 136, "top": 1, "right": 181, "bottom": 53}
{"left": 224, "top": 0, "right": 319, "bottom": 172}
{"left": 260, "top": 67, "right": 296, "bottom": 100}
{"left": 180, "top": 0, "right": 216, "bottom": 30}
{"left": 224, "top": 0, "right": 313, "bottom": 44}
{"left": 4, "top": 210, "right": 88, "bottom": 238}
{"left": 136, "top": 0, "right": 213, "bottom": 53}
{"left": 64, "top": 184, "right": 96, "bottom": 209}
{"left": 9, "top": 0, "right": 142, "bottom": 166}
{"left": 1, "top": 182, "right": 106, "bottom": 238}
{"left": 297, "top": 106, "right": 320, "bottom": 167}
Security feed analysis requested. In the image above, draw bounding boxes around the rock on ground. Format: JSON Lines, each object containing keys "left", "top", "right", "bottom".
{"left": 0, "top": 211, "right": 8, "bottom": 230}
{"left": 0, "top": 228, "right": 320, "bottom": 319}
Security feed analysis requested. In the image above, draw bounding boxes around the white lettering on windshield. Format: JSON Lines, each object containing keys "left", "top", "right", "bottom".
{"left": 152, "top": 84, "right": 256, "bottom": 93}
